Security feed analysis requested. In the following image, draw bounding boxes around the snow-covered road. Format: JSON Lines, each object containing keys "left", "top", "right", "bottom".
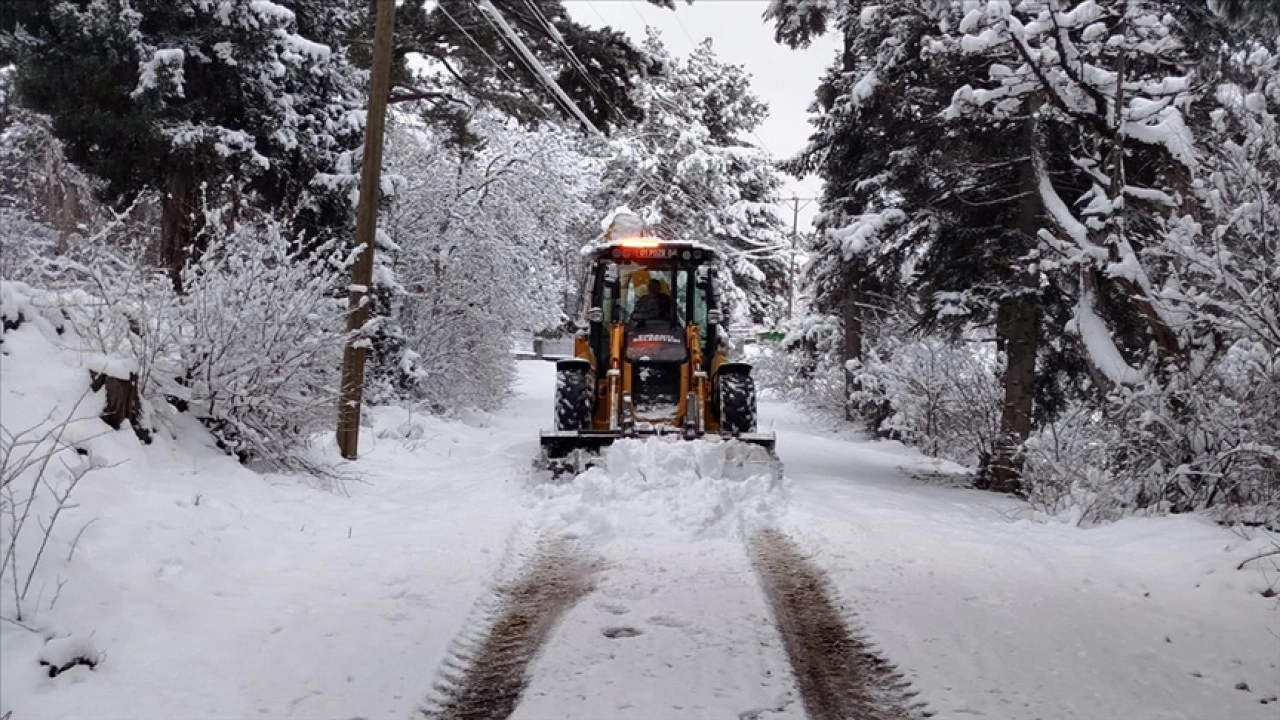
{"left": 2, "top": 343, "right": 1277, "bottom": 720}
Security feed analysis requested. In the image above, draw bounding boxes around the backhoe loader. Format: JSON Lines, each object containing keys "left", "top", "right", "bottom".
{"left": 538, "top": 219, "right": 776, "bottom": 472}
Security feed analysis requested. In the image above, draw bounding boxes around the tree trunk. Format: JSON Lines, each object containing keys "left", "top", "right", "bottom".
{"left": 159, "top": 159, "right": 200, "bottom": 293}
{"left": 988, "top": 287, "right": 1037, "bottom": 494}
{"left": 836, "top": 19, "right": 864, "bottom": 423}
{"left": 985, "top": 109, "right": 1042, "bottom": 495}
{"left": 840, "top": 268, "right": 863, "bottom": 422}
{"left": 90, "top": 371, "right": 152, "bottom": 444}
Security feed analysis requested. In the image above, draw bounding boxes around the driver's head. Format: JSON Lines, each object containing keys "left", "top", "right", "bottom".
{"left": 647, "top": 279, "right": 662, "bottom": 295}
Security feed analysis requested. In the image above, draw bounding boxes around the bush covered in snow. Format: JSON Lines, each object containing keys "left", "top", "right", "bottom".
{"left": 752, "top": 314, "right": 845, "bottom": 412}
{"left": 1024, "top": 342, "right": 1280, "bottom": 525}
{"left": 4, "top": 206, "right": 348, "bottom": 467}
{"left": 375, "top": 117, "right": 600, "bottom": 413}
{"left": 850, "top": 337, "right": 1002, "bottom": 468}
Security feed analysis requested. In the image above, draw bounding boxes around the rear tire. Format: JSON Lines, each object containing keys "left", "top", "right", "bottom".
{"left": 555, "top": 366, "right": 594, "bottom": 431}
{"left": 719, "top": 371, "right": 757, "bottom": 434}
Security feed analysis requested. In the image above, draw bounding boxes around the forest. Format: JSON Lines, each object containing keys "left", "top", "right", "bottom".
{"left": 2, "top": 0, "right": 1277, "bottom": 522}
{"left": 2, "top": 2, "right": 1279, "bottom": 719}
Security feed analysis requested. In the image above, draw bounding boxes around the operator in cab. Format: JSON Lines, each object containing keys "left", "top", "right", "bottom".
{"left": 630, "top": 278, "right": 672, "bottom": 324}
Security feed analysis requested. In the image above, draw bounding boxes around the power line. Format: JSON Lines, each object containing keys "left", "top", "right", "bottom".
{"left": 520, "top": 0, "right": 624, "bottom": 126}
{"left": 467, "top": 0, "right": 588, "bottom": 124}
{"left": 455, "top": 1, "right": 797, "bottom": 264}
{"left": 583, "top": 0, "right": 609, "bottom": 27}
{"left": 435, "top": 2, "right": 554, "bottom": 122}
{"left": 474, "top": 0, "right": 603, "bottom": 137}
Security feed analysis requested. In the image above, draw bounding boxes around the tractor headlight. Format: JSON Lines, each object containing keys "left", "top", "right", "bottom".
{"left": 588, "top": 307, "right": 604, "bottom": 323}
{"left": 707, "top": 309, "right": 722, "bottom": 324}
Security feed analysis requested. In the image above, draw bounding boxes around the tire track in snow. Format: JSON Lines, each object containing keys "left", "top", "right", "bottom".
{"left": 750, "top": 528, "right": 923, "bottom": 720}
{"left": 418, "top": 536, "right": 599, "bottom": 720}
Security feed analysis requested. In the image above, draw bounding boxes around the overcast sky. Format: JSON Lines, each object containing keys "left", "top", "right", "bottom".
{"left": 564, "top": 1, "right": 840, "bottom": 232}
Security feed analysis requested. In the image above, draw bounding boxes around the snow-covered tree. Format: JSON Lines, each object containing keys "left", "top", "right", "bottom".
{"left": 930, "top": 0, "right": 1278, "bottom": 515}
{"left": 391, "top": 0, "right": 656, "bottom": 136}
{"left": 377, "top": 114, "right": 601, "bottom": 411}
{"left": 4, "top": 1, "right": 369, "bottom": 288}
{"left": 598, "top": 31, "right": 790, "bottom": 325}
{"left": 770, "top": 0, "right": 1277, "bottom": 515}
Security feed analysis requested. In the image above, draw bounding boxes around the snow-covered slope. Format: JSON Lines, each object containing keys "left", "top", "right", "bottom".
{"left": 2, "top": 308, "right": 1276, "bottom": 720}
{"left": 0, "top": 306, "right": 530, "bottom": 719}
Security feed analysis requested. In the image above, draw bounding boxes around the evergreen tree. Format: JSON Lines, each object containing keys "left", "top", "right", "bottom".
{"left": 599, "top": 32, "right": 790, "bottom": 325}
{"left": 391, "top": 0, "right": 658, "bottom": 136}
{"left": 3, "top": 0, "right": 368, "bottom": 288}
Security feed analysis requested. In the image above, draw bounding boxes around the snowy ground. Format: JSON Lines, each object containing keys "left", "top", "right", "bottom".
{"left": 2, "top": 318, "right": 1277, "bottom": 719}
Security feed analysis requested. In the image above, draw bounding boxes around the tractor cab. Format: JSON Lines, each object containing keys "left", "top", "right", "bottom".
{"left": 538, "top": 226, "right": 775, "bottom": 471}
{"left": 587, "top": 240, "right": 719, "bottom": 421}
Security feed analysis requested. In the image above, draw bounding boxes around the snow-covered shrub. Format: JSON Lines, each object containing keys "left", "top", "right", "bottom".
{"left": 1023, "top": 341, "right": 1280, "bottom": 526}
{"left": 11, "top": 208, "right": 349, "bottom": 467}
{"left": 0, "top": 391, "right": 104, "bottom": 623}
{"left": 851, "top": 337, "right": 1002, "bottom": 468}
{"left": 381, "top": 117, "right": 598, "bottom": 414}
{"left": 0, "top": 99, "right": 115, "bottom": 284}
{"left": 158, "top": 218, "right": 348, "bottom": 463}
{"left": 754, "top": 313, "right": 847, "bottom": 414}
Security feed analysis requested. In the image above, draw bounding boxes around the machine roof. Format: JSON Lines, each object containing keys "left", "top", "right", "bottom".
{"left": 581, "top": 239, "right": 723, "bottom": 262}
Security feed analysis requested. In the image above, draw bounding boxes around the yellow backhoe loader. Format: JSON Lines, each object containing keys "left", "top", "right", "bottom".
{"left": 538, "top": 222, "right": 776, "bottom": 473}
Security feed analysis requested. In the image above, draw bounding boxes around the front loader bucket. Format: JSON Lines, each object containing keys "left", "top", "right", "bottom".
{"left": 536, "top": 429, "right": 779, "bottom": 478}
{"left": 536, "top": 431, "right": 620, "bottom": 477}
{"left": 733, "top": 432, "right": 777, "bottom": 455}
{"left": 539, "top": 430, "right": 620, "bottom": 459}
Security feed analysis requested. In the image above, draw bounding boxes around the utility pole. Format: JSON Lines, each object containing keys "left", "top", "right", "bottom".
{"left": 785, "top": 195, "right": 814, "bottom": 320}
{"left": 336, "top": 0, "right": 396, "bottom": 460}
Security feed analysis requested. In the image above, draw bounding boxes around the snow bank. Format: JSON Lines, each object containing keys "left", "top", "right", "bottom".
{"left": 532, "top": 437, "right": 786, "bottom": 542}
{"left": 0, "top": 291, "right": 531, "bottom": 720}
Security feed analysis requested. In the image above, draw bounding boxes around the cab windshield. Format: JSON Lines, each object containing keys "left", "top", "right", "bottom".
{"left": 601, "top": 264, "right": 708, "bottom": 334}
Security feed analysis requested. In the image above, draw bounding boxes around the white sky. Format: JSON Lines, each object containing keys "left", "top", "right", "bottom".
{"left": 564, "top": 0, "right": 840, "bottom": 232}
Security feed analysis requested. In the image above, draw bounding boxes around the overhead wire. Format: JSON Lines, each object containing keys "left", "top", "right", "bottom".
{"left": 448, "top": 0, "right": 792, "bottom": 258}
{"left": 435, "top": 1, "right": 555, "bottom": 122}
{"left": 442, "top": 0, "right": 590, "bottom": 128}
{"left": 472, "top": 0, "right": 603, "bottom": 136}
{"left": 519, "top": 0, "right": 622, "bottom": 125}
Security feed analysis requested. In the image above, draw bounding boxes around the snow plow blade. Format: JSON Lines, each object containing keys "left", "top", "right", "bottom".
{"left": 537, "top": 430, "right": 778, "bottom": 476}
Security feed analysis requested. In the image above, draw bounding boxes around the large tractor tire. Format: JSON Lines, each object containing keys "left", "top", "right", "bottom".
{"left": 555, "top": 361, "right": 594, "bottom": 431}
{"left": 718, "top": 370, "right": 758, "bottom": 434}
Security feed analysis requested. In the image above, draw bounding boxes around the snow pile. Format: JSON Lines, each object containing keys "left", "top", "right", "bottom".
{"left": 532, "top": 437, "right": 786, "bottom": 542}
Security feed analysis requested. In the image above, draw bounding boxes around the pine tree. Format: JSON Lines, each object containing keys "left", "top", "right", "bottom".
{"left": 4, "top": 0, "right": 368, "bottom": 288}
{"left": 391, "top": 0, "right": 655, "bottom": 136}
{"left": 772, "top": 1, "right": 957, "bottom": 421}
{"left": 599, "top": 32, "right": 790, "bottom": 324}
{"left": 773, "top": 0, "right": 1075, "bottom": 489}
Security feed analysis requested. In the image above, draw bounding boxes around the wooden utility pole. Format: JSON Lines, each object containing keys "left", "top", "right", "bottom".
{"left": 336, "top": 0, "right": 396, "bottom": 460}
{"left": 785, "top": 195, "right": 814, "bottom": 320}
